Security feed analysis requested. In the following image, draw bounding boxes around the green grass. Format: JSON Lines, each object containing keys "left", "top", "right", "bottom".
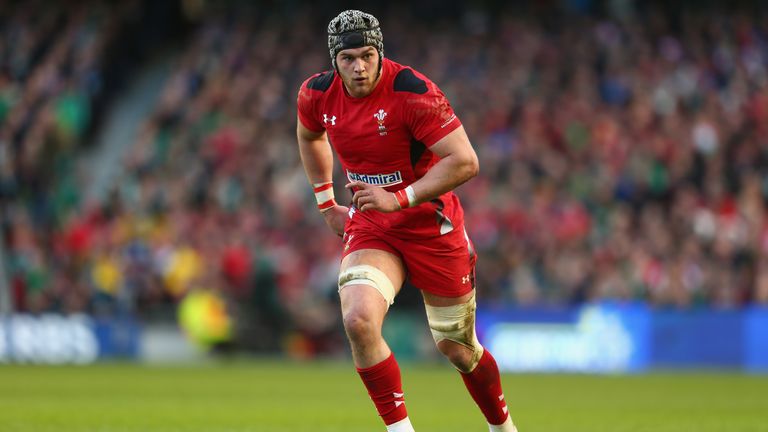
{"left": 0, "top": 361, "right": 766, "bottom": 431}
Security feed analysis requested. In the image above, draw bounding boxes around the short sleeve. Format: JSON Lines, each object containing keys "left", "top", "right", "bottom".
{"left": 297, "top": 80, "right": 325, "bottom": 133}
{"left": 403, "top": 80, "right": 462, "bottom": 147}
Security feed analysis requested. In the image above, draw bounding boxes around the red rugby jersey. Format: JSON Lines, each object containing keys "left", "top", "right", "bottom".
{"left": 297, "top": 58, "right": 465, "bottom": 238}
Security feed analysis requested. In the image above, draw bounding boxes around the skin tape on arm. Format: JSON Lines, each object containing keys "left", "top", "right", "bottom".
{"left": 424, "top": 293, "right": 484, "bottom": 372}
{"left": 338, "top": 265, "right": 396, "bottom": 306}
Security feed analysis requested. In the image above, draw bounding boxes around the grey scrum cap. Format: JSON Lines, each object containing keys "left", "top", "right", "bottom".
{"left": 327, "top": 10, "right": 384, "bottom": 70}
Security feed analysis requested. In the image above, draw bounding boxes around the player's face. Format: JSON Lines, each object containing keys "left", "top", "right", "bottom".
{"left": 336, "top": 46, "right": 381, "bottom": 98}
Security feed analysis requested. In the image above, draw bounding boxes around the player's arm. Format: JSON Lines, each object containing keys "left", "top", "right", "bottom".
{"left": 348, "top": 125, "right": 478, "bottom": 212}
{"left": 297, "top": 118, "right": 348, "bottom": 235}
{"left": 297, "top": 118, "right": 334, "bottom": 186}
{"left": 403, "top": 125, "right": 478, "bottom": 204}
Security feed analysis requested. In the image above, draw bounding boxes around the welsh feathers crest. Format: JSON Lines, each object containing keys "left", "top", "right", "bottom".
{"left": 373, "top": 109, "right": 387, "bottom": 122}
{"left": 374, "top": 109, "right": 388, "bottom": 136}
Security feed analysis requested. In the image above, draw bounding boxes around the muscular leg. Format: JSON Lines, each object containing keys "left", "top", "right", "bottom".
{"left": 340, "top": 249, "right": 405, "bottom": 367}
{"left": 339, "top": 249, "right": 414, "bottom": 431}
{"left": 422, "top": 290, "right": 518, "bottom": 432}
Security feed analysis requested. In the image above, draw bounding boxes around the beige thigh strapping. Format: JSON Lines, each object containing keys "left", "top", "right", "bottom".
{"left": 424, "top": 293, "right": 484, "bottom": 371}
{"left": 338, "top": 264, "right": 396, "bottom": 306}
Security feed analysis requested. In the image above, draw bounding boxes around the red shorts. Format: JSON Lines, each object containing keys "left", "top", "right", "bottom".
{"left": 342, "top": 214, "right": 477, "bottom": 298}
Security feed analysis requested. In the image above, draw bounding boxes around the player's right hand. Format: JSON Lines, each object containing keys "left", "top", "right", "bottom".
{"left": 346, "top": 181, "right": 401, "bottom": 213}
{"left": 322, "top": 205, "right": 349, "bottom": 237}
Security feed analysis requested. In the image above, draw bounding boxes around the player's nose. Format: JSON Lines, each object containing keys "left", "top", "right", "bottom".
{"left": 353, "top": 58, "right": 366, "bottom": 73}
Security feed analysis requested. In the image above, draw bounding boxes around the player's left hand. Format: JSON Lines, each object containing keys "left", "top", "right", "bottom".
{"left": 346, "top": 181, "right": 400, "bottom": 213}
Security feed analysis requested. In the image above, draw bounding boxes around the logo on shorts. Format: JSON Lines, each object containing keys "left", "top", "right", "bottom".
{"left": 347, "top": 170, "right": 403, "bottom": 187}
{"left": 373, "top": 109, "right": 388, "bottom": 136}
{"left": 462, "top": 274, "right": 471, "bottom": 284}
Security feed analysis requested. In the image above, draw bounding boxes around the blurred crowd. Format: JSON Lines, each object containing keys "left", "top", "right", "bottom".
{"left": 2, "top": 1, "right": 768, "bottom": 352}
{"left": 1, "top": 1, "right": 136, "bottom": 311}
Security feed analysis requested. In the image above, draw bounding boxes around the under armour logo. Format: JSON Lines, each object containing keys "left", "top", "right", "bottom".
{"left": 462, "top": 275, "right": 471, "bottom": 284}
{"left": 393, "top": 392, "right": 405, "bottom": 408}
{"left": 499, "top": 393, "right": 509, "bottom": 414}
{"left": 323, "top": 114, "right": 336, "bottom": 125}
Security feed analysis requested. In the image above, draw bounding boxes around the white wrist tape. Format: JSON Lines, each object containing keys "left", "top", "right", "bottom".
{"left": 313, "top": 182, "right": 336, "bottom": 212}
{"left": 404, "top": 185, "right": 416, "bottom": 207}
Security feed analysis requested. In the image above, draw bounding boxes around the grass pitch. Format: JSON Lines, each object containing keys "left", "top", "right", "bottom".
{"left": 0, "top": 360, "right": 766, "bottom": 432}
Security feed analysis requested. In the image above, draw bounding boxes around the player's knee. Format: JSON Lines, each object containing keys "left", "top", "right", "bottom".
{"left": 342, "top": 307, "right": 379, "bottom": 345}
{"left": 437, "top": 339, "right": 476, "bottom": 373}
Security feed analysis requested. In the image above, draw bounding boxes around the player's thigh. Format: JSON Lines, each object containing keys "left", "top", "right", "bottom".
{"left": 422, "top": 289, "right": 474, "bottom": 307}
{"left": 339, "top": 248, "right": 406, "bottom": 312}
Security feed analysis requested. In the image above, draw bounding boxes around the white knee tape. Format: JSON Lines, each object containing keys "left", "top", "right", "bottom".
{"left": 338, "top": 265, "right": 396, "bottom": 306}
{"left": 424, "top": 293, "right": 484, "bottom": 371}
